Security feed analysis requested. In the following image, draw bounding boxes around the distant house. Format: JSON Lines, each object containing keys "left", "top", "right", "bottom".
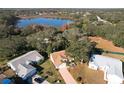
{"left": 7, "top": 50, "right": 44, "bottom": 80}
{"left": 89, "top": 55, "right": 124, "bottom": 84}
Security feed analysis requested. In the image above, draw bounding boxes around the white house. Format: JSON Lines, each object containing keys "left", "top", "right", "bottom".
{"left": 7, "top": 50, "right": 44, "bottom": 80}
{"left": 89, "top": 55, "right": 124, "bottom": 84}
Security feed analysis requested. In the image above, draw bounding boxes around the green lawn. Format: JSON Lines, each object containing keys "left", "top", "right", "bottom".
{"left": 38, "top": 59, "right": 65, "bottom": 84}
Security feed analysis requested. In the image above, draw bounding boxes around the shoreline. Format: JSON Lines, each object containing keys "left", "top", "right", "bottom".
{"left": 17, "top": 15, "right": 74, "bottom": 20}
{"left": 17, "top": 15, "right": 74, "bottom": 30}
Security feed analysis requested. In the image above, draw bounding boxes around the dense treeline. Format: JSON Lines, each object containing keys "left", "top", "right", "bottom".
{"left": 0, "top": 13, "right": 29, "bottom": 60}
{"left": 0, "top": 11, "right": 93, "bottom": 63}
{"left": 0, "top": 11, "right": 72, "bottom": 61}
{"left": 91, "top": 22, "right": 124, "bottom": 48}
{"left": 0, "top": 12, "right": 48, "bottom": 60}
{"left": 86, "top": 20, "right": 124, "bottom": 48}
{"left": 1, "top": 9, "right": 124, "bottom": 64}
{"left": 0, "top": 14, "right": 19, "bottom": 26}
{"left": 75, "top": 10, "right": 124, "bottom": 49}
{"left": 0, "top": 36, "right": 27, "bottom": 59}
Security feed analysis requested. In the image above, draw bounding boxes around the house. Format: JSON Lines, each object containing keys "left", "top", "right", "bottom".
{"left": 89, "top": 54, "right": 124, "bottom": 84}
{"left": 50, "top": 51, "right": 66, "bottom": 69}
{"left": 7, "top": 50, "right": 44, "bottom": 80}
{"left": 17, "top": 64, "right": 36, "bottom": 80}
{"left": 50, "top": 50, "right": 77, "bottom": 84}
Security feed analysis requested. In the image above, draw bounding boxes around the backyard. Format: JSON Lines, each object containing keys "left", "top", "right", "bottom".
{"left": 38, "top": 59, "right": 65, "bottom": 84}
{"left": 68, "top": 63, "right": 106, "bottom": 84}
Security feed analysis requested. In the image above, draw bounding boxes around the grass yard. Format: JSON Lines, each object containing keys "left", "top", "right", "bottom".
{"left": 39, "top": 59, "right": 65, "bottom": 84}
{"left": 0, "top": 59, "right": 16, "bottom": 78}
{"left": 3, "top": 69, "right": 16, "bottom": 77}
{"left": 68, "top": 63, "right": 106, "bottom": 84}
{"left": 0, "top": 59, "right": 7, "bottom": 68}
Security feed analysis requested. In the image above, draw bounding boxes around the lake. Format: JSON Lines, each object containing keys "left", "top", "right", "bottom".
{"left": 17, "top": 17, "right": 73, "bottom": 27}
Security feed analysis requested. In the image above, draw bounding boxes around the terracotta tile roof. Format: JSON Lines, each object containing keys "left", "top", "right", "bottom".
{"left": 50, "top": 50, "right": 66, "bottom": 68}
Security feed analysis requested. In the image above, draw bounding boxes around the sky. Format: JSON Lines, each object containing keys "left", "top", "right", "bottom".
{"left": 0, "top": 0, "right": 124, "bottom": 8}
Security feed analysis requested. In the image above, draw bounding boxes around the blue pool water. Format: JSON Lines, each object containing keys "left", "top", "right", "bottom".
{"left": 17, "top": 17, "right": 73, "bottom": 27}
{"left": 2, "top": 79, "right": 12, "bottom": 84}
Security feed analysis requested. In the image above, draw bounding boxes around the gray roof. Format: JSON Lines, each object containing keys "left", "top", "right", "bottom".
{"left": 90, "top": 55, "right": 123, "bottom": 79}
{"left": 17, "top": 64, "right": 36, "bottom": 78}
{"left": 7, "top": 50, "right": 44, "bottom": 79}
{"left": 8, "top": 50, "right": 44, "bottom": 71}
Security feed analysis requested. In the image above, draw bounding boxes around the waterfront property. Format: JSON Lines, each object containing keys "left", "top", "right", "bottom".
{"left": 89, "top": 55, "right": 124, "bottom": 84}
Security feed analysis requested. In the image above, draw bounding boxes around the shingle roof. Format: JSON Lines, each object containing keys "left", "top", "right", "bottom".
{"left": 8, "top": 50, "right": 44, "bottom": 71}
{"left": 7, "top": 50, "right": 44, "bottom": 79}
{"left": 17, "top": 64, "right": 36, "bottom": 78}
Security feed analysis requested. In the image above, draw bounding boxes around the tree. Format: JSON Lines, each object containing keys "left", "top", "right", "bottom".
{"left": 26, "top": 28, "right": 69, "bottom": 54}
{"left": 0, "top": 36, "right": 27, "bottom": 59}
{"left": 65, "top": 37, "right": 94, "bottom": 63}
{"left": 0, "top": 14, "right": 19, "bottom": 26}
{"left": 46, "top": 44, "right": 53, "bottom": 55}
{"left": 82, "top": 15, "right": 90, "bottom": 31}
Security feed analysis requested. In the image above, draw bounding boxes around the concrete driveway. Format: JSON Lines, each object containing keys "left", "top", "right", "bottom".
{"left": 59, "top": 67, "right": 77, "bottom": 84}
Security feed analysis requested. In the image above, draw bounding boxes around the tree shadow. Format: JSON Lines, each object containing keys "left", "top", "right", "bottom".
{"left": 31, "top": 64, "right": 44, "bottom": 72}
{"left": 39, "top": 51, "right": 48, "bottom": 60}
{"left": 89, "top": 48, "right": 104, "bottom": 58}
{"left": 105, "top": 50, "right": 124, "bottom": 56}
{"left": 122, "top": 62, "right": 124, "bottom": 78}
{"left": 11, "top": 76, "right": 28, "bottom": 84}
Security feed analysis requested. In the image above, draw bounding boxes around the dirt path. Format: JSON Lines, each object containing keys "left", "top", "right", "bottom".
{"left": 89, "top": 36, "right": 124, "bottom": 59}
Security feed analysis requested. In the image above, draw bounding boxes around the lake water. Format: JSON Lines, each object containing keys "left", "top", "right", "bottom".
{"left": 17, "top": 17, "right": 73, "bottom": 27}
